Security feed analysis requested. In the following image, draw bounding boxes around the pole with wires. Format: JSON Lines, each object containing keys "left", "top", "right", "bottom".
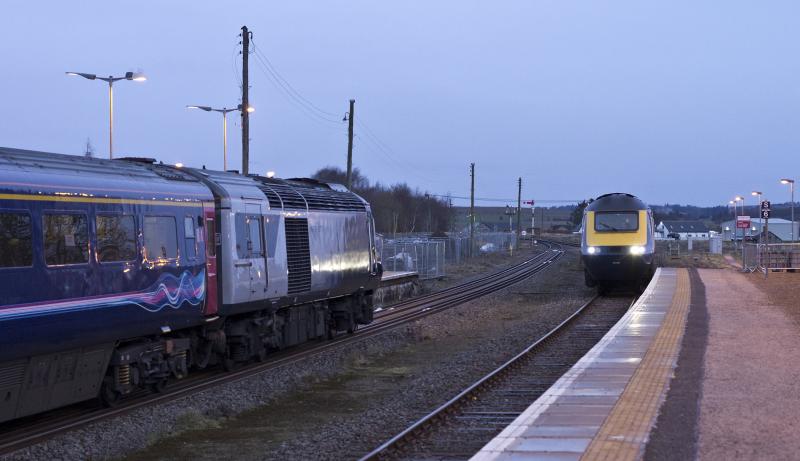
{"left": 346, "top": 99, "right": 355, "bottom": 189}
{"left": 241, "top": 25, "right": 251, "bottom": 175}
{"left": 516, "top": 177, "right": 522, "bottom": 244}
{"left": 470, "top": 163, "right": 475, "bottom": 258}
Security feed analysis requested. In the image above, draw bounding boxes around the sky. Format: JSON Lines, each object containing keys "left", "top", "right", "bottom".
{"left": 1, "top": 1, "right": 799, "bottom": 207}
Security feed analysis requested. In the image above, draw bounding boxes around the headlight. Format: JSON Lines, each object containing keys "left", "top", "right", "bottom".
{"left": 587, "top": 246, "right": 598, "bottom": 255}
{"left": 629, "top": 245, "right": 646, "bottom": 255}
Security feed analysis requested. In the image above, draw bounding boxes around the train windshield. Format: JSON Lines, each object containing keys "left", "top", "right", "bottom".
{"left": 594, "top": 212, "right": 638, "bottom": 232}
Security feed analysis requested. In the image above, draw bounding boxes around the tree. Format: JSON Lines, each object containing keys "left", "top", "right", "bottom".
{"left": 571, "top": 199, "right": 593, "bottom": 227}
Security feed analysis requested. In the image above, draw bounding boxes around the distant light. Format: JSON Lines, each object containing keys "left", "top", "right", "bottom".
{"left": 246, "top": 106, "right": 255, "bottom": 113}
{"left": 781, "top": 178, "right": 794, "bottom": 185}
{"left": 129, "top": 72, "right": 147, "bottom": 82}
{"left": 752, "top": 191, "right": 762, "bottom": 196}
{"left": 175, "top": 163, "right": 184, "bottom": 168}
{"left": 734, "top": 196, "right": 744, "bottom": 201}
{"left": 266, "top": 171, "right": 275, "bottom": 178}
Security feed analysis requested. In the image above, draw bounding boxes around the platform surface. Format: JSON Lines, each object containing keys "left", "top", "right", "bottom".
{"left": 472, "top": 267, "right": 690, "bottom": 461}
{"left": 380, "top": 270, "right": 419, "bottom": 283}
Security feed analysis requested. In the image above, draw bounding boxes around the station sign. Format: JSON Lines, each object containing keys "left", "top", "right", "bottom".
{"left": 761, "top": 200, "right": 771, "bottom": 211}
{"left": 762, "top": 209, "right": 771, "bottom": 219}
{"left": 736, "top": 216, "right": 751, "bottom": 229}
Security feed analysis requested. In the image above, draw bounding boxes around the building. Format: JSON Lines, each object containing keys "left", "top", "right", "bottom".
{"left": 656, "top": 221, "right": 711, "bottom": 240}
{"left": 721, "top": 217, "right": 799, "bottom": 242}
{"left": 452, "top": 206, "right": 574, "bottom": 233}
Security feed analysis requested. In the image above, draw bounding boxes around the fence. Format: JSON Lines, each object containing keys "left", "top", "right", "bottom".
{"left": 743, "top": 243, "right": 800, "bottom": 272}
{"left": 379, "top": 238, "right": 446, "bottom": 279}
{"left": 377, "top": 232, "right": 523, "bottom": 279}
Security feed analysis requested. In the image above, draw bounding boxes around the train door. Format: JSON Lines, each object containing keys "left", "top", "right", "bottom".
{"left": 245, "top": 203, "right": 267, "bottom": 300}
{"left": 367, "top": 212, "right": 377, "bottom": 275}
{"left": 203, "top": 205, "right": 218, "bottom": 315}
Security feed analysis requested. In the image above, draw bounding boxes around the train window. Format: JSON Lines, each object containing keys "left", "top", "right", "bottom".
{"left": 248, "top": 216, "right": 263, "bottom": 256}
{"left": 235, "top": 213, "right": 248, "bottom": 258}
{"left": 43, "top": 213, "right": 89, "bottom": 265}
{"left": 264, "top": 216, "right": 279, "bottom": 258}
{"left": 594, "top": 212, "right": 639, "bottom": 232}
{"left": 96, "top": 215, "right": 137, "bottom": 262}
{"left": 0, "top": 212, "right": 32, "bottom": 268}
{"left": 183, "top": 216, "right": 196, "bottom": 260}
{"left": 143, "top": 216, "right": 178, "bottom": 261}
{"left": 206, "top": 218, "right": 216, "bottom": 257}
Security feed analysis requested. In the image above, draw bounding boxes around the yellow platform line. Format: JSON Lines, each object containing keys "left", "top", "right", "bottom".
{"left": 581, "top": 268, "right": 691, "bottom": 461}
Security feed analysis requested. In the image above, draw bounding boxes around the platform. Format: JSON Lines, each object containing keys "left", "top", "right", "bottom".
{"left": 380, "top": 270, "right": 419, "bottom": 284}
{"left": 472, "top": 267, "right": 689, "bottom": 461}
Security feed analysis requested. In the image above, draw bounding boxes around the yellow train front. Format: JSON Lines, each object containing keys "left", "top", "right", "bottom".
{"left": 581, "top": 193, "right": 655, "bottom": 291}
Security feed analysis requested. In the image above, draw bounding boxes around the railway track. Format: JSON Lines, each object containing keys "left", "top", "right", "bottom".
{"left": 0, "top": 241, "right": 567, "bottom": 456}
{"left": 361, "top": 294, "right": 635, "bottom": 461}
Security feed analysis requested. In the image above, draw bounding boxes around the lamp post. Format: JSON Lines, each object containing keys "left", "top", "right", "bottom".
{"left": 735, "top": 196, "right": 745, "bottom": 264}
{"left": 187, "top": 104, "right": 254, "bottom": 171}
{"left": 66, "top": 71, "right": 146, "bottom": 159}
{"left": 780, "top": 179, "right": 795, "bottom": 243}
{"left": 729, "top": 200, "right": 736, "bottom": 249}
{"left": 752, "top": 191, "right": 763, "bottom": 244}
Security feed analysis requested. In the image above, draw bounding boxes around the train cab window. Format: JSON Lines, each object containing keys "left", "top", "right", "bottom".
{"left": 248, "top": 216, "right": 263, "bottom": 257}
{"left": 96, "top": 215, "right": 137, "bottom": 262}
{"left": 235, "top": 213, "right": 263, "bottom": 258}
{"left": 43, "top": 213, "right": 89, "bottom": 265}
{"left": 594, "top": 212, "right": 639, "bottom": 232}
{"left": 143, "top": 216, "right": 178, "bottom": 261}
{"left": 183, "top": 216, "right": 197, "bottom": 260}
{"left": 0, "top": 212, "right": 33, "bottom": 268}
{"left": 264, "top": 216, "right": 279, "bottom": 258}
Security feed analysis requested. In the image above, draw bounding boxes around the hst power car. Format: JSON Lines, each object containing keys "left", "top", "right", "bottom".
{"left": 581, "top": 193, "right": 655, "bottom": 291}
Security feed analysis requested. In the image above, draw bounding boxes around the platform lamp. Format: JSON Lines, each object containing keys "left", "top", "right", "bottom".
{"left": 780, "top": 179, "right": 795, "bottom": 243}
{"left": 66, "top": 71, "right": 146, "bottom": 159}
{"left": 186, "top": 104, "right": 255, "bottom": 171}
{"left": 735, "top": 196, "right": 745, "bottom": 263}
{"left": 752, "top": 191, "right": 763, "bottom": 244}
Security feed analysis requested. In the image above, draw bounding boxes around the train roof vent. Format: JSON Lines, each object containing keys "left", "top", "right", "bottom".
{"left": 258, "top": 185, "right": 284, "bottom": 209}
{"left": 258, "top": 182, "right": 307, "bottom": 210}
{"left": 298, "top": 189, "right": 366, "bottom": 212}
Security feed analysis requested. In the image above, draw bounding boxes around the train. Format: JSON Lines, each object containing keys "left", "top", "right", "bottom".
{"left": 581, "top": 193, "right": 655, "bottom": 292}
{"left": 0, "top": 147, "right": 382, "bottom": 422}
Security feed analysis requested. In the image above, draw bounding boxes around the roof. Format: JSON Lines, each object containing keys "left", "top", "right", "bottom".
{"left": 660, "top": 221, "right": 710, "bottom": 233}
{"left": 586, "top": 193, "right": 647, "bottom": 212}
{"left": 0, "top": 146, "right": 211, "bottom": 202}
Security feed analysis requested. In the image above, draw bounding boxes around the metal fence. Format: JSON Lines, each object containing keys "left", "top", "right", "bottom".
{"left": 379, "top": 238, "right": 446, "bottom": 279}
{"left": 376, "top": 232, "right": 524, "bottom": 280}
{"left": 743, "top": 243, "right": 800, "bottom": 272}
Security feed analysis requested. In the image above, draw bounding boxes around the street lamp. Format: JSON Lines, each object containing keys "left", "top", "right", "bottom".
{"left": 186, "top": 104, "right": 254, "bottom": 171}
{"left": 780, "top": 178, "right": 795, "bottom": 243}
{"left": 66, "top": 71, "right": 146, "bottom": 159}
{"left": 752, "top": 191, "right": 763, "bottom": 244}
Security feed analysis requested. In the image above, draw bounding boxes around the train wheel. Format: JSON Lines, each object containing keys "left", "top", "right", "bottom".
{"left": 150, "top": 379, "right": 168, "bottom": 394}
{"left": 100, "top": 381, "right": 121, "bottom": 408}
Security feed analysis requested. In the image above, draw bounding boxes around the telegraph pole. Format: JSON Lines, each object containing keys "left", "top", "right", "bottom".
{"left": 241, "top": 25, "right": 251, "bottom": 175}
{"left": 470, "top": 163, "right": 475, "bottom": 257}
{"left": 346, "top": 99, "right": 355, "bottom": 188}
{"left": 516, "top": 177, "right": 522, "bottom": 242}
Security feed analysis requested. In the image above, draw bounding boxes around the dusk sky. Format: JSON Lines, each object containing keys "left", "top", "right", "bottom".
{"left": 1, "top": 1, "right": 799, "bottom": 207}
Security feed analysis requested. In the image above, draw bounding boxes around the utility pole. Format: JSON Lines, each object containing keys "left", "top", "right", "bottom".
{"left": 241, "top": 25, "right": 251, "bottom": 175}
{"left": 470, "top": 163, "right": 475, "bottom": 257}
{"left": 516, "top": 177, "right": 522, "bottom": 243}
{"left": 346, "top": 99, "right": 355, "bottom": 188}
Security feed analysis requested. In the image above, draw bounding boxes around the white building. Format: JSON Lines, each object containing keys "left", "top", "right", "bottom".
{"left": 656, "top": 221, "right": 711, "bottom": 240}
{"left": 721, "top": 217, "right": 799, "bottom": 242}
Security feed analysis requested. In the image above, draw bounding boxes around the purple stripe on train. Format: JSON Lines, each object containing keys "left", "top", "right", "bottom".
{"left": 0, "top": 270, "right": 205, "bottom": 319}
